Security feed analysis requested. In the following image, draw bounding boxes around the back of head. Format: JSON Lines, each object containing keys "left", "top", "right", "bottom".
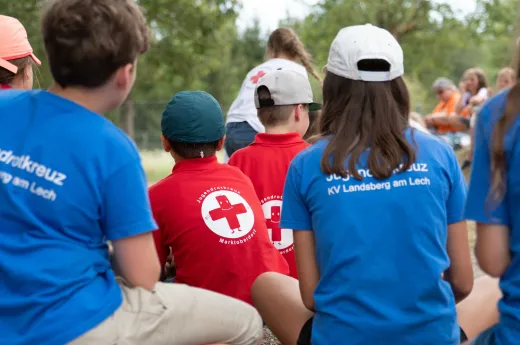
{"left": 267, "top": 28, "right": 322, "bottom": 83}
{"left": 432, "top": 77, "right": 456, "bottom": 92}
{"left": 254, "top": 69, "right": 318, "bottom": 135}
{"left": 41, "top": 0, "right": 149, "bottom": 89}
{"left": 318, "top": 24, "right": 415, "bottom": 180}
{"left": 161, "top": 91, "right": 225, "bottom": 159}
{"left": 0, "top": 15, "right": 41, "bottom": 89}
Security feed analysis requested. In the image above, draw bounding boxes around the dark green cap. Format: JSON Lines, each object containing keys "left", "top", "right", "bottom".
{"left": 161, "top": 91, "right": 225, "bottom": 143}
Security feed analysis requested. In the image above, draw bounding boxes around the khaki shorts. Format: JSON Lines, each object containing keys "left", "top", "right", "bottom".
{"left": 69, "top": 279, "right": 263, "bottom": 345}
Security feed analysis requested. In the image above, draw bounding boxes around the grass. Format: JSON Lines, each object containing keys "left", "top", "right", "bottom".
{"left": 141, "top": 150, "right": 226, "bottom": 185}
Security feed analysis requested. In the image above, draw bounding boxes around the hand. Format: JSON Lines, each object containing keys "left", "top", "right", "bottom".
{"left": 428, "top": 113, "right": 449, "bottom": 125}
{"left": 164, "top": 254, "right": 176, "bottom": 278}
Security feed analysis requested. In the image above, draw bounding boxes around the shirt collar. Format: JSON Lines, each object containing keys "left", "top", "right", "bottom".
{"left": 172, "top": 156, "right": 219, "bottom": 173}
{"left": 253, "top": 132, "right": 305, "bottom": 146}
{"left": 0, "top": 84, "right": 12, "bottom": 89}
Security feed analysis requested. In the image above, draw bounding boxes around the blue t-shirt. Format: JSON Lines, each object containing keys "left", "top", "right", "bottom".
{"left": 465, "top": 90, "right": 520, "bottom": 345}
{"left": 0, "top": 90, "right": 157, "bottom": 345}
{"left": 281, "top": 128, "right": 467, "bottom": 345}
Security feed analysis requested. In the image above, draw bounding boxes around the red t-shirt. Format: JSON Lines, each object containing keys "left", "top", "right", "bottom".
{"left": 228, "top": 133, "right": 310, "bottom": 279}
{"left": 149, "top": 156, "right": 288, "bottom": 305}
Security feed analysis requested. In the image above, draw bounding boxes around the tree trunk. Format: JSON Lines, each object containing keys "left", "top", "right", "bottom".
{"left": 120, "top": 98, "right": 135, "bottom": 140}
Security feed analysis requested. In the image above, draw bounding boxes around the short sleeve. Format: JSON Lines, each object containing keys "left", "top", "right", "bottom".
{"left": 477, "top": 88, "right": 489, "bottom": 99}
{"left": 280, "top": 160, "right": 312, "bottom": 230}
{"left": 465, "top": 106, "right": 508, "bottom": 224}
{"left": 446, "top": 149, "right": 468, "bottom": 224}
{"left": 101, "top": 159, "right": 158, "bottom": 240}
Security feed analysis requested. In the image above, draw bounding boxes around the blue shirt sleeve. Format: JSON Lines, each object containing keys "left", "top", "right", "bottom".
{"left": 446, "top": 148, "right": 468, "bottom": 225}
{"left": 101, "top": 159, "right": 158, "bottom": 241}
{"left": 465, "top": 106, "right": 508, "bottom": 225}
{"left": 280, "top": 159, "right": 312, "bottom": 230}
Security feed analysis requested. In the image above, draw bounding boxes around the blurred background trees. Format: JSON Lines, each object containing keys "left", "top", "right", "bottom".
{"left": 2, "top": 0, "right": 519, "bottom": 149}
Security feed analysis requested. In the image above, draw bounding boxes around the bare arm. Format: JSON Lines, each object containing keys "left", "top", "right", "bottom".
{"left": 112, "top": 232, "right": 161, "bottom": 290}
{"left": 294, "top": 230, "right": 319, "bottom": 311}
{"left": 455, "top": 96, "right": 465, "bottom": 113}
{"left": 475, "top": 223, "right": 511, "bottom": 277}
{"left": 444, "top": 221, "right": 474, "bottom": 303}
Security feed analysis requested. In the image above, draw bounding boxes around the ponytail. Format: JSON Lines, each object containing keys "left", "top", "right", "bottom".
{"left": 489, "top": 81, "right": 520, "bottom": 204}
{"left": 267, "top": 28, "right": 322, "bottom": 84}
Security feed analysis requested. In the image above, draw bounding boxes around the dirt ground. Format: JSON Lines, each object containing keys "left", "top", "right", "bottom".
{"left": 261, "top": 149, "right": 480, "bottom": 345}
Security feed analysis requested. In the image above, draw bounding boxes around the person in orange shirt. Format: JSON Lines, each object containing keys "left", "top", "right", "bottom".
{"left": 228, "top": 70, "right": 319, "bottom": 279}
{"left": 424, "top": 78, "right": 462, "bottom": 134}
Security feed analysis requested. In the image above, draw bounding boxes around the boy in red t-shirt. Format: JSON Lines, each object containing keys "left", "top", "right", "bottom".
{"left": 228, "top": 70, "right": 320, "bottom": 279}
{"left": 149, "top": 91, "right": 289, "bottom": 305}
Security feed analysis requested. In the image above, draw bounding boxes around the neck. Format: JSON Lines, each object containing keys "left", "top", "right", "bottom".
{"left": 265, "top": 125, "right": 297, "bottom": 135}
{"left": 9, "top": 75, "right": 27, "bottom": 90}
{"left": 272, "top": 53, "right": 296, "bottom": 62}
{"left": 48, "top": 83, "right": 113, "bottom": 114}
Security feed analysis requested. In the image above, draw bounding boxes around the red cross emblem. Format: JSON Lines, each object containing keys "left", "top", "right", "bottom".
{"left": 209, "top": 195, "right": 247, "bottom": 234}
{"left": 250, "top": 70, "right": 266, "bottom": 84}
{"left": 266, "top": 205, "right": 282, "bottom": 243}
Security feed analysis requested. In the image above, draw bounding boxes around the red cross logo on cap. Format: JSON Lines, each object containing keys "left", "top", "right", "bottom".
{"left": 250, "top": 70, "right": 266, "bottom": 84}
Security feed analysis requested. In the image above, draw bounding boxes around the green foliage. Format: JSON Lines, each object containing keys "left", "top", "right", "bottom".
{"left": 1, "top": 0, "right": 519, "bottom": 146}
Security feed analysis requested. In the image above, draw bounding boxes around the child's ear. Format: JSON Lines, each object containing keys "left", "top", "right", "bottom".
{"left": 217, "top": 135, "right": 226, "bottom": 151}
{"left": 115, "top": 63, "right": 134, "bottom": 90}
{"left": 294, "top": 105, "right": 302, "bottom": 122}
{"left": 160, "top": 134, "right": 171, "bottom": 153}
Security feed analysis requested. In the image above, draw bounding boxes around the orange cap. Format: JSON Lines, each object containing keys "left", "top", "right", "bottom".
{"left": 0, "top": 15, "right": 41, "bottom": 74}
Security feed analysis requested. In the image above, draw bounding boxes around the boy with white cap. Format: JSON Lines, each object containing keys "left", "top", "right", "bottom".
{"left": 229, "top": 69, "right": 319, "bottom": 279}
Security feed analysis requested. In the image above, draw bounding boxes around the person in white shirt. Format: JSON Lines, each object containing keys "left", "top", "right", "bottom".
{"left": 225, "top": 28, "right": 322, "bottom": 158}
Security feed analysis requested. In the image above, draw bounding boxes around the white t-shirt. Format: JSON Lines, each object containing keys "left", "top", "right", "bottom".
{"left": 461, "top": 88, "right": 489, "bottom": 107}
{"left": 226, "top": 58, "right": 308, "bottom": 133}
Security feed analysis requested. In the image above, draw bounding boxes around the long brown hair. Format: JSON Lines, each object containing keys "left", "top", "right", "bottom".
{"left": 490, "top": 68, "right": 520, "bottom": 204}
{"left": 316, "top": 61, "right": 416, "bottom": 180}
{"left": 267, "top": 28, "right": 322, "bottom": 84}
{"left": 463, "top": 68, "right": 489, "bottom": 95}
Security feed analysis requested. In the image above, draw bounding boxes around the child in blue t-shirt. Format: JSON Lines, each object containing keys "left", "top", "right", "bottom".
{"left": 464, "top": 83, "right": 520, "bottom": 343}
{"left": 0, "top": 1, "right": 261, "bottom": 344}
{"left": 251, "top": 24, "right": 501, "bottom": 345}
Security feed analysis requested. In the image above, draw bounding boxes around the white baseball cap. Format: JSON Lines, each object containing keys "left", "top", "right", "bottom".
{"left": 254, "top": 70, "right": 321, "bottom": 111}
{"left": 327, "top": 24, "right": 404, "bottom": 82}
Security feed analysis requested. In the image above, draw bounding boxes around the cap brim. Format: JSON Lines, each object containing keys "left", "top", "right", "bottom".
{"left": 309, "top": 103, "right": 321, "bottom": 111}
{"left": 0, "top": 58, "right": 18, "bottom": 73}
{"left": 30, "top": 52, "right": 41, "bottom": 66}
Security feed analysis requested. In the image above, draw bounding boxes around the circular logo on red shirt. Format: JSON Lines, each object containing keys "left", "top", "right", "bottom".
{"left": 261, "top": 199, "right": 294, "bottom": 251}
{"left": 201, "top": 190, "right": 255, "bottom": 239}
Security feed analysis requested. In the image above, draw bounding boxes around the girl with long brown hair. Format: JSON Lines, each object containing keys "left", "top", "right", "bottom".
{"left": 225, "top": 28, "right": 321, "bottom": 158}
{"left": 464, "top": 45, "right": 520, "bottom": 345}
{"left": 250, "top": 24, "right": 500, "bottom": 345}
